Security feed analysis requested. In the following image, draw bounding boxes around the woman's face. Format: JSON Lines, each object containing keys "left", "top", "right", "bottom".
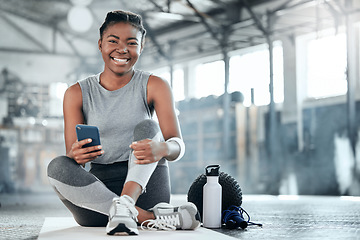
{"left": 98, "top": 22, "right": 143, "bottom": 76}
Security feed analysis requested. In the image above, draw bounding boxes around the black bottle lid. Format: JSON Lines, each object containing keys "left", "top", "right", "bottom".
{"left": 205, "top": 164, "right": 220, "bottom": 176}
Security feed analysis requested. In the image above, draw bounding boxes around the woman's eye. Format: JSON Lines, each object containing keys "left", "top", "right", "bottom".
{"left": 109, "top": 40, "right": 117, "bottom": 43}
{"left": 128, "top": 42, "right": 138, "bottom": 46}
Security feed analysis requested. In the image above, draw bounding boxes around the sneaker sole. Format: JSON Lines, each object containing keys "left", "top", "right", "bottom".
{"left": 107, "top": 223, "right": 139, "bottom": 236}
{"left": 179, "top": 203, "right": 201, "bottom": 230}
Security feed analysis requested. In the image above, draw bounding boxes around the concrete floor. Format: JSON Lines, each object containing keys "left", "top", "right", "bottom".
{"left": 0, "top": 192, "right": 359, "bottom": 240}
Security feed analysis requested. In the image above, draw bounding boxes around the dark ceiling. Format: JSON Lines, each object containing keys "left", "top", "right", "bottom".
{"left": 1, "top": 0, "right": 359, "bottom": 68}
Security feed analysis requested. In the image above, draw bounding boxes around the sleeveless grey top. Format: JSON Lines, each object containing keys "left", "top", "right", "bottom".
{"left": 78, "top": 70, "right": 152, "bottom": 164}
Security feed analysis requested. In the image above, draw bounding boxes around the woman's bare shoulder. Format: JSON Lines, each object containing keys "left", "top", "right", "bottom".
{"left": 148, "top": 74, "right": 171, "bottom": 92}
{"left": 64, "top": 83, "right": 82, "bottom": 106}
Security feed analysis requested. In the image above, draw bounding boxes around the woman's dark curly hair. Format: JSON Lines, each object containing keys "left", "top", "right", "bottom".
{"left": 99, "top": 10, "right": 146, "bottom": 46}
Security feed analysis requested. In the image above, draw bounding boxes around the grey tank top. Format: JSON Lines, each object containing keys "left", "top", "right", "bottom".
{"left": 78, "top": 70, "right": 152, "bottom": 164}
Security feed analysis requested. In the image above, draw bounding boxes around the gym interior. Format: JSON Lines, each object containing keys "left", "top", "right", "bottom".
{"left": 0, "top": 0, "right": 359, "bottom": 239}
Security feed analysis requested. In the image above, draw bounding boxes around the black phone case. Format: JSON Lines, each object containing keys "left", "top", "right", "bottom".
{"left": 76, "top": 124, "right": 101, "bottom": 148}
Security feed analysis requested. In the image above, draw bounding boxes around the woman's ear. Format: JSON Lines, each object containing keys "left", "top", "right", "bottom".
{"left": 98, "top": 39, "right": 102, "bottom": 51}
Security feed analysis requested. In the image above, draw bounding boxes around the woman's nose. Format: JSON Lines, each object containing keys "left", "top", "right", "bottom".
{"left": 117, "top": 44, "right": 128, "bottom": 53}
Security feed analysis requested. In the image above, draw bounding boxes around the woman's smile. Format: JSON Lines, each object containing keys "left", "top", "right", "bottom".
{"left": 111, "top": 56, "right": 130, "bottom": 65}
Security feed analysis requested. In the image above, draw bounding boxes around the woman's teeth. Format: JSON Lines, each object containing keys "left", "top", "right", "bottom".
{"left": 113, "top": 57, "right": 128, "bottom": 63}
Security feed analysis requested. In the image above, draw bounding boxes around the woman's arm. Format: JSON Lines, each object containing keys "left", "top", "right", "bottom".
{"left": 63, "top": 83, "right": 103, "bottom": 165}
{"left": 130, "top": 75, "right": 183, "bottom": 164}
{"left": 147, "top": 75, "right": 181, "bottom": 141}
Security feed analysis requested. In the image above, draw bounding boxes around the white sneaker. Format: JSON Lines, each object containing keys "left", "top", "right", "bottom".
{"left": 106, "top": 195, "right": 139, "bottom": 235}
{"left": 141, "top": 202, "right": 201, "bottom": 231}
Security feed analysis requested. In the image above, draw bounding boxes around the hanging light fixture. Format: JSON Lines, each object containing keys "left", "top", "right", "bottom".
{"left": 67, "top": 0, "right": 93, "bottom": 33}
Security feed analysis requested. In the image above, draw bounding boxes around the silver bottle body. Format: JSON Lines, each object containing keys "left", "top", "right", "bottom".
{"left": 202, "top": 176, "right": 222, "bottom": 228}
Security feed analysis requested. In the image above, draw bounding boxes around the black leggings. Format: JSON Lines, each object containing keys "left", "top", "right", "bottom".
{"left": 48, "top": 156, "right": 170, "bottom": 227}
{"left": 90, "top": 161, "right": 171, "bottom": 211}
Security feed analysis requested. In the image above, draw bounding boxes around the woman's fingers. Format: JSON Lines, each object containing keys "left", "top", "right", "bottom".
{"left": 129, "top": 139, "right": 150, "bottom": 150}
{"left": 72, "top": 139, "right": 104, "bottom": 164}
{"left": 76, "top": 138, "right": 93, "bottom": 148}
{"left": 133, "top": 159, "right": 153, "bottom": 165}
{"left": 130, "top": 139, "right": 165, "bottom": 164}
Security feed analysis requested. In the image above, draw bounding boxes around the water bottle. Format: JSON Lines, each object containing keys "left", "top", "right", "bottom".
{"left": 203, "top": 164, "right": 222, "bottom": 228}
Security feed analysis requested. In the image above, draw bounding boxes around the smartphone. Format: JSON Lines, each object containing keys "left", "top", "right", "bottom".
{"left": 76, "top": 124, "right": 101, "bottom": 148}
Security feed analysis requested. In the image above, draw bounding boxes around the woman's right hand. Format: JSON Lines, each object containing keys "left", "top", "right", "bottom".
{"left": 66, "top": 138, "right": 104, "bottom": 166}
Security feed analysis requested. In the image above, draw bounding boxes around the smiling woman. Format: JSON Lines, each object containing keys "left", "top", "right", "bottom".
{"left": 47, "top": 10, "right": 200, "bottom": 236}
{"left": 98, "top": 22, "right": 143, "bottom": 86}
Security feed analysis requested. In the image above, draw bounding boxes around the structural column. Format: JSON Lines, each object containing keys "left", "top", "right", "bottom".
{"left": 222, "top": 47, "right": 231, "bottom": 160}
{"left": 345, "top": 0, "right": 357, "bottom": 155}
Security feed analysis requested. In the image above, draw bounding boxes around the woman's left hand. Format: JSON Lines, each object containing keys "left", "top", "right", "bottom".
{"left": 129, "top": 139, "right": 168, "bottom": 164}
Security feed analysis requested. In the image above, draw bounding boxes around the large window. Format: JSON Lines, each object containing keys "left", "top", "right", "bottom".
{"left": 152, "top": 67, "right": 185, "bottom": 102}
{"left": 229, "top": 43, "right": 284, "bottom": 106}
{"left": 49, "top": 82, "right": 68, "bottom": 117}
{"left": 153, "top": 44, "right": 284, "bottom": 105}
{"left": 194, "top": 60, "right": 225, "bottom": 98}
{"left": 172, "top": 69, "right": 185, "bottom": 101}
{"left": 306, "top": 33, "right": 347, "bottom": 98}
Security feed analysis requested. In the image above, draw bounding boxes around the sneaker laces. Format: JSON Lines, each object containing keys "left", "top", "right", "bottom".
{"left": 222, "top": 205, "right": 262, "bottom": 229}
{"left": 114, "top": 196, "right": 138, "bottom": 222}
{"left": 141, "top": 214, "right": 180, "bottom": 231}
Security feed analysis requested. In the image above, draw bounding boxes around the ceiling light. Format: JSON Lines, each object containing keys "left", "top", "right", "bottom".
{"left": 67, "top": 6, "right": 93, "bottom": 33}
